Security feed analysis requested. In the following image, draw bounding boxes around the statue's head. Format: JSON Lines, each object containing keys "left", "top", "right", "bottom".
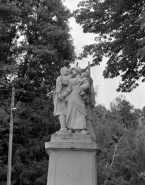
{"left": 81, "top": 72, "right": 87, "bottom": 78}
{"left": 71, "top": 66, "right": 81, "bottom": 76}
{"left": 64, "top": 60, "right": 70, "bottom": 67}
{"left": 60, "top": 67, "right": 69, "bottom": 76}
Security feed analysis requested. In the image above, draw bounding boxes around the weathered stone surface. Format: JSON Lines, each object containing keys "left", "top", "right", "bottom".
{"left": 48, "top": 65, "right": 99, "bottom": 184}
{"left": 51, "top": 132, "right": 96, "bottom": 143}
{"left": 45, "top": 133, "right": 100, "bottom": 185}
{"left": 53, "top": 65, "right": 96, "bottom": 134}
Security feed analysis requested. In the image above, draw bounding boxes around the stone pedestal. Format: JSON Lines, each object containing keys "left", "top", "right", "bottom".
{"left": 45, "top": 133, "right": 100, "bottom": 185}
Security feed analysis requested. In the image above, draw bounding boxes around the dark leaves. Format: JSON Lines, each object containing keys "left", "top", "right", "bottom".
{"left": 0, "top": 0, "right": 75, "bottom": 184}
{"left": 75, "top": 0, "right": 145, "bottom": 92}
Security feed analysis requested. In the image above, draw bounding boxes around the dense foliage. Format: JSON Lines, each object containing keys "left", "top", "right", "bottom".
{"left": 93, "top": 96, "right": 145, "bottom": 185}
{"left": 0, "top": 0, "right": 75, "bottom": 184}
{"left": 74, "top": 0, "right": 145, "bottom": 92}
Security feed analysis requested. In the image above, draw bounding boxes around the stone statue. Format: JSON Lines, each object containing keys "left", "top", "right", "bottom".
{"left": 53, "top": 65, "right": 96, "bottom": 136}
{"left": 53, "top": 66, "right": 71, "bottom": 132}
{"left": 61, "top": 66, "right": 91, "bottom": 134}
{"left": 47, "top": 67, "right": 99, "bottom": 185}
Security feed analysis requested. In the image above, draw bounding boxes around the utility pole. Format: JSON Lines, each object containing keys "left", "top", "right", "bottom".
{"left": 7, "top": 87, "right": 15, "bottom": 185}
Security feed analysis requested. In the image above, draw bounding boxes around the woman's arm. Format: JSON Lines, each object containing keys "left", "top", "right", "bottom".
{"left": 62, "top": 79, "right": 73, "bottom": 98}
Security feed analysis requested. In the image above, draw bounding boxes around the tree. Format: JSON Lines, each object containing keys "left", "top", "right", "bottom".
{"left": 93, "top": 103, "right": 125, "bottom": 185}
{"left": 12, "top": 0, "right": 75, "bottom": 93}
{"left": 74, "top": 0, "right": 145, "bottom": 92}
{"left": 0, "top": 1, "right": 19, "bottom": 88}
{"left": 0, "top": 0, "right": 75, "bottom": 184}
{"left": 136, "top": 8, "right": 145, "bottom": 72}
{"left": 110, "top": 95, "right": 138, "bottom": 128}
{"left": 93, "top": 97, "right": 143, "bottom": 185}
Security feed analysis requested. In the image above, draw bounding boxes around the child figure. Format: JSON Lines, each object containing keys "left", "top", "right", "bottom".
{"left": 81, "top": 70, "right": 96, "bottom": 136}
{"left": 53, "top": 66, "right": 71, "bottom": 132}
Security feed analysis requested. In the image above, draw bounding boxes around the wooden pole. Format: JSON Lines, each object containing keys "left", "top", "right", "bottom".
{"left": 88, "top": 62, "right": 91, "bottom": 76}
{"left": 7, "top": 87, "right": 15, "bottom": 185}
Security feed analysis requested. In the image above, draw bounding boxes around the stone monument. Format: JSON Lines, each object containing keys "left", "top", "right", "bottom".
{"left": 45, "top": 64, "right": 101, "bottom": 185}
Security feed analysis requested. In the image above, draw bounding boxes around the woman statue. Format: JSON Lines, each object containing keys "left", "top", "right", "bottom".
{"left": 61, "top": 66, "right": 90, "bottom": 134}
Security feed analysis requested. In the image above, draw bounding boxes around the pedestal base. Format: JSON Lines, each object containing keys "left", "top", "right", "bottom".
{"left": 45, "top": 133, "right": 100, "bottom": 185}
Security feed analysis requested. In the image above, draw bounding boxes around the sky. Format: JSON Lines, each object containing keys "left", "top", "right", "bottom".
{"left": 63, "top": 0, "right": 145, "bottom": 109}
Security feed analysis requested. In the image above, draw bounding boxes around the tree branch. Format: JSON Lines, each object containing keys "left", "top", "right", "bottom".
{"left": 104, "top": 132, "right": 126, "bottom": 185}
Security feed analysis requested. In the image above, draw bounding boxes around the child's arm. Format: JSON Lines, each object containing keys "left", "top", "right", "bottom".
{"left": 56, "top": 76, "right": 62, "bottom": 94}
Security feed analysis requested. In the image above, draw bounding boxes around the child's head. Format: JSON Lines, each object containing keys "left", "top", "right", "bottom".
{"left": 81, "top": 72, "right": 86, "bottom": 78}
{"left": 60, "top": 67, "right": 69, "bottom": 76}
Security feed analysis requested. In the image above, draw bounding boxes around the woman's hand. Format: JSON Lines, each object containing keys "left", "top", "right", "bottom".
{"left": 58, "top": 93, "right": 63, "bottom": 100}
